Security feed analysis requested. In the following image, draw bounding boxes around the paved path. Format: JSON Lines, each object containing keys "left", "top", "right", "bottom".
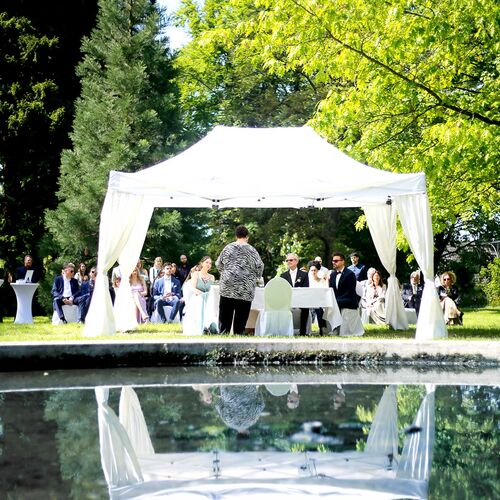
{"left": 1, "top": 338, "right": 499, "bottom": 372}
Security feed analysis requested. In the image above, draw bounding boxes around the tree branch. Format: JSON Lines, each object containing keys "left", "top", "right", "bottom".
{"left": 289, "top": 0, "right": 500, "bottom": 126}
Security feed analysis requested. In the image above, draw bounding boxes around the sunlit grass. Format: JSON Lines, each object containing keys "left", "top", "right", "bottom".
{"left": 0, "top": 307, "right": 498, "bottom": 342}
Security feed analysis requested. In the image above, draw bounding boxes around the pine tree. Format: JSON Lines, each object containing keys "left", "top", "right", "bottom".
{"left": 45, "top": 0, "right": 181, "bottom": 261}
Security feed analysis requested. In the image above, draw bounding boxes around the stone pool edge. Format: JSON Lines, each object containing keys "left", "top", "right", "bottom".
{"left": 0, "top": 338, "right": 499, "bottom": 371}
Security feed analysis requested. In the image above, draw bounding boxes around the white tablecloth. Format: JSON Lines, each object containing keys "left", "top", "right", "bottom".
{"left": 209, "top": 286, "right": 342, "bottom": 331}
{"left": 10, "top": 282, "right": 39, "bottom": 324}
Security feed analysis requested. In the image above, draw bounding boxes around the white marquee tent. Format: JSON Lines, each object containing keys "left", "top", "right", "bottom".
{"left": 84, "top": 126, "right": 446, "bottom": 340}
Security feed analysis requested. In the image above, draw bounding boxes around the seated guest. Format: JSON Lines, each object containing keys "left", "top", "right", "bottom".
{"left": 136, "top": 259, "right": 150, "bottom": 286}
{"left": 359, "top": 267, "right": 376, "bottom": 324}
{"left": 81, "top": 267, "right": 97, "bottom": 322}
{"left": 402, "top": 271, "right": 424, "bottom": 316}
{"left": 437, "top": 271, "right": 463, "bottom": 325}
{"left": 147, "top": 266, "right": 164, "bottom": 316}
{"left": 15, "top": 254, "right": 41, "bottom": 283}
{"left": 171, "top": 262, "right": 179, "bottom": 281}
{"left": 360, "top": 267, "right": 376, "bottom": 296}
{"left": 177, "top": 254, "right": 192, "bottom": 285}
{"left": 308, "top": 261, "right": 328, "bottom": 334}
{"left": 153, "top": 263, "right": 182, "bottom": 323}
{"left": 130, "top": 267, "right": 149, "bottom": 323}
{"left": 74, "top": 262, "right": 88, "bottom": 285}
{"left": 149, "top": 256, "right": 163, "bottom": 284}
{"left": 347, "top": 252, "right": 368, "bottom": 282}
{"left": 51, "top": 262, "right": 86, "bottom": 323}
{"left": 183, "top": 256, "right": 217, "bottom": 335}
{"left": 363, "top": 270, "right": 386, "bottom": 325}
{"left": 280, "top": 253, "right": 309, "bottom": 335}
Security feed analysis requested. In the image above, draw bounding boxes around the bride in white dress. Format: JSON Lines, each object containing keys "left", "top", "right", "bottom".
{"left": 182, "top": 256, "right": 218, "bottom": 335}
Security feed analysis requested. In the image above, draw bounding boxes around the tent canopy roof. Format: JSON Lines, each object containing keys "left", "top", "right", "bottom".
{"left": 108, "top": 126, "right": 426, "bottom": 209}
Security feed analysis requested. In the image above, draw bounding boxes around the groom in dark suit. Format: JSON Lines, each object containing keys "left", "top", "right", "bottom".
{"left": 329, "top": 252, "right": 360, "bottom": 311}
{"left": 280, "top": 253, "right": 309, "bottom": 335}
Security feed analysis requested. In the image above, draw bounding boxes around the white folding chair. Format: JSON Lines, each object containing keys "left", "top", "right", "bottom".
{"left": 255, "top": 277, "right": 293, "bottom": 336}
{"left": 338, "top": 308, "right": 365, "bottom": 336}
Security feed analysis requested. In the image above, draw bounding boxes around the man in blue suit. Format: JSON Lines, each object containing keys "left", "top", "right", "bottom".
{"left": 329, "top": 253, "right": 360, "bottom": 311}
{"left": 51, "top": 262, "right": 85, "bottom": 323}
{"left": 153, "top": 262, "right": 182, "bottom": 323}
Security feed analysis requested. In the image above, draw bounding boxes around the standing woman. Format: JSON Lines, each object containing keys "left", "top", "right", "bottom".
{"left": 130, "top": 268, "right": 149, "bottom": 323}
{"left": 308, "top": 261, "right": 328, "bottom": 334}
{"left": 438, "top": 271, "right": 462, "bottom": 325}
{"left": 183, "top": 257, "right": 217, "bottom": 335}
{"left": 216, "top": 225, "right": 264, "bottom": 334}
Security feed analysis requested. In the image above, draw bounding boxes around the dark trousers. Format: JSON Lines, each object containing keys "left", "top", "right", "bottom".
{"left": 299, "top": 307, "right": 309, "bottom": 335}
{"left": 53, "top": 296, "right": 86, "bottom": 322}
{"left": 315, "top": 308, "right": 327, "bottom": 330}
{"left": 219, "top": 296, "right": 252, "bottom": 334}
{"left": 156, "top": 296, "right": 180, "bottom": 321}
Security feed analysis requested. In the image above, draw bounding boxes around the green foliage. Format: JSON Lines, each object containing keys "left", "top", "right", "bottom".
{"left": 0, "top": 12, "right": 72, "bottom": 268}
{"left": 175, "top": 0, "right": 328, "bottom": 136}
{"left": 479, "top": 257, "right": 500, "bottom": 306}
{"left": 175, "top": 0, "right": 499, "bottom": 266}
{"left": 45, "top": 0, "right": 182, "bottom": 262}
{"left": 204, "top": 207, "right": 384, "bottom": 282}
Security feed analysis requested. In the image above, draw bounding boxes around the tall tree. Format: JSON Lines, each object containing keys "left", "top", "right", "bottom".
{"left": 0, "top": 2, "right": 98, "bottom": 269}
{"left": 45, "top": 0, "right": 182, "bottom": 261}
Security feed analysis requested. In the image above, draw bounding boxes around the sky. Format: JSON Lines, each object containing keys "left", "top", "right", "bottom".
{"left": 157, "top": 0, "right": 192, "bottom": 50}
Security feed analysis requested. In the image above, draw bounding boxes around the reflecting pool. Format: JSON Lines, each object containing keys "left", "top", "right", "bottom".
{"left": 0, "top": 367, "right": 498, "bottom": 499}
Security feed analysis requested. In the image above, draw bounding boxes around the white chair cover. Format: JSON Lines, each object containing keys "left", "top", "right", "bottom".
{"left": 255, "top": 277, "right": 293, "bottom": 337}
{"left": 365, "top": 385, "right": 398, "bottom": 459}
{"left": 338, "top": 308, "right": 364, "bottom": 336}
{"left": 119, "top": 387, "right": 155, "bottom": 457}
{"left": 51, "top": 305, "right": 79, "bottom": 325}
{"left": 405, "top": 308, "right": 418, "bottom": 325}
{"left": 95, "top": 387, "right": 143, "bottom": 487}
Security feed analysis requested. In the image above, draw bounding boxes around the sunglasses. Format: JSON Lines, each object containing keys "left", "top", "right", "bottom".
{"left": 332, "top": 259, "right": 342, "bottom": 263}
{"left": 285, "top": 259, "right": 296, "bottom": 262}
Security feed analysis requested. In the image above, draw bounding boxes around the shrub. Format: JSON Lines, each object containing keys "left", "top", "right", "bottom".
{"left": 478, "top": 258, "right": 500, "bottom": 306}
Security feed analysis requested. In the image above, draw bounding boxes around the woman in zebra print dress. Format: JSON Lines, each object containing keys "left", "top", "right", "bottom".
{"left": 216, "top": 225, "right": 264, "bottom": 334}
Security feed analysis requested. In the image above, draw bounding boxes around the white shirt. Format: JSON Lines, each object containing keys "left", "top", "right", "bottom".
{"left": 164, "top": 276, "right": 172, "bottom": 294}
{"left": 63, "top": 276, "right": 73, "bottom": 298}
{"left": 335, "top": 267, "right": 345, "bottom": 288}
{"left": 289, "top": 268, "right": 298, "bottom": 286}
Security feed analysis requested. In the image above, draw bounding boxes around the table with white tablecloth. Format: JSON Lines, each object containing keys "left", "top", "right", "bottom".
{"left": 10, "top": 282, "right": 39, "bottom": 324}
{"left": 209, "top": 286, "right": 342, "bottom": 332}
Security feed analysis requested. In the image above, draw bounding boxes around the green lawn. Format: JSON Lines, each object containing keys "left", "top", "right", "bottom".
{"left": 0, "top": 307, "right": 498, "bottom": 342}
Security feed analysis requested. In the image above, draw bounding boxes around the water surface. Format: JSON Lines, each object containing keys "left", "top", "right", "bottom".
{"left": 0, "top": 366, "right": 498, "bottom": 499}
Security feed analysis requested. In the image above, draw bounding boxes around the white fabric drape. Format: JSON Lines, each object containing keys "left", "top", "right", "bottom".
{"left": 365, "top": 385, "right": 398, "bottom": 459}
{"left": 119, "top": 387, "right": 155, "bottom": 457}
{"left": 95, "top": 387, "right": 143, "bottom": 487}
{"left": 395, "top": 195, "right": 447, "bottom": 339}
{"left": 364, "top": 204, "right": 408, "bottom": 330}
{"left": 113, "top": 201, "right": 154, "bottom": 332}
{"left": 84, "top": 192, "right": 153, "bottom": 336}
{"left": 397, "top": 384, "right": 435, "bottom": 481}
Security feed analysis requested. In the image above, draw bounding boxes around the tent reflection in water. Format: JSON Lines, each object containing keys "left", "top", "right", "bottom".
{"left": 84, "top": 126, "right": 446, "bottom": 340}
{"left": 96, "top": 384, "right": 436, "bottom": 499}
